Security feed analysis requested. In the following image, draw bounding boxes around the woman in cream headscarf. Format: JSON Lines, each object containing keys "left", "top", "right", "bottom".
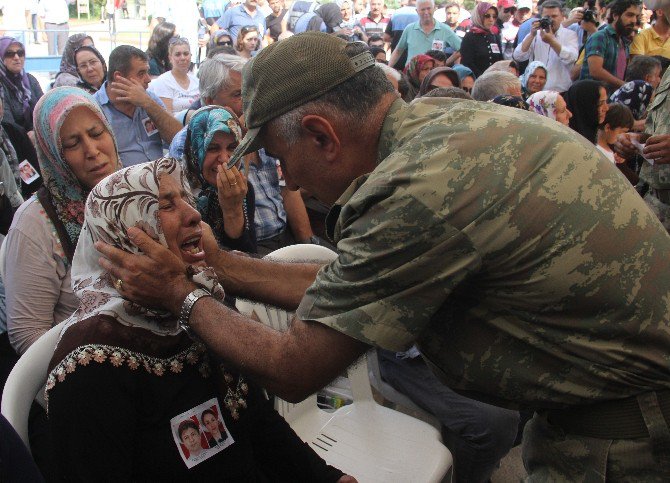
{"left": 46, "top": 158, "right": 351, "bottom": 482}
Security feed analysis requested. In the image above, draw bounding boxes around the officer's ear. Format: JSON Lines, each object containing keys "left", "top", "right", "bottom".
{"left": 301, "top": 115, "right": 341, "bottom": 162}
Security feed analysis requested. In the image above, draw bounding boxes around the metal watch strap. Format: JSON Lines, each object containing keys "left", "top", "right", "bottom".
{"left": 178, "top": 288, "right": 211, "bottom": 340}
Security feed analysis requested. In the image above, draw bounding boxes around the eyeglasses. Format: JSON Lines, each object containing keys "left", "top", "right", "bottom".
{"left": 217, "top": 40, "right": 233, "bottom": 46}
{"left": 503, "top": 7, "right": 516, "bottom": 13}
{"left": 4, "top": 49, "right": 25, "bottom": 59}
{"left": 484, "top": 13, "right": 498, "bottom": 18}
{"left": 77, "top": 59, "right": 101, "bottom": 70}
{"left": 462, "top": 86, "right": 472, "bottom": 93}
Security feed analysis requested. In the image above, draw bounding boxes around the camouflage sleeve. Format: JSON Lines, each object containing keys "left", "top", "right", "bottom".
{"left": 296, "top": 181, "right": 481, "bottom": 352}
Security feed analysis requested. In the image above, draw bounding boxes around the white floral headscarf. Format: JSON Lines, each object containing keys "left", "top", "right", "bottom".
{"left": 526, "top": 90, "right": 561, "bottom": 120}
{"left": 63, "top": 157, "right": 224, "bottom": 337}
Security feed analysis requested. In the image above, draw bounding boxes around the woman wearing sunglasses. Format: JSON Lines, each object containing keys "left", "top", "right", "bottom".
{"left": 459, "top": 2, "right": 503, "bottom": 78}
{"left": 208, "top": 30, "right": 234, "bottom": 54}
{"left": 0, "top": 37, "right": 43, "bottom": 133}
{"left": 235, "top": 26, "right": 260, "bottom": 59}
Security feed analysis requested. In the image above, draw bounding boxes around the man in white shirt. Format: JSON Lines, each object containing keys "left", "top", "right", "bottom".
{"left": 0, "top": 0, "right": 30, "bottom": 44}
{"left": 513, "top": 0, "right": 578, "bottom": 92}
{"left": 38, "top": 0, "right": 71, "bottom": 55}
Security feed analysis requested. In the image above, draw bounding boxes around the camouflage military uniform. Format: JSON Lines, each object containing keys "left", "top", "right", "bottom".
{"left": 296, "top": 97, "right": 670, "bottom": 480}
{"left": 640, "top": 67, "right": 670, "bottom": 231}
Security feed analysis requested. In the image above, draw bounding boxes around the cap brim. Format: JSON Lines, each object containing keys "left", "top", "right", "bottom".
{"left": 227, "top": 126, "right": 263, "bottom": 169}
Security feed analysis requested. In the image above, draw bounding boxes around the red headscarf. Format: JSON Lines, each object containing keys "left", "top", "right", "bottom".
{"left": 404, "top": 54, "right": 436, "bottom": 88}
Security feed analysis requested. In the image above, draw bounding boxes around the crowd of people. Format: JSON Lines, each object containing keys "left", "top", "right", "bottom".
{"left": 0, "top": 0, "right": 669, "bottom": 480}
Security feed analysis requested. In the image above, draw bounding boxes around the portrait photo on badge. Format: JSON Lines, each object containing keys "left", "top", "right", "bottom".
{"left": 18, "top": 160, "right": 40, "bottom": 184}
{"left": 170, "top": 398, "right": 234, "bottom": 469}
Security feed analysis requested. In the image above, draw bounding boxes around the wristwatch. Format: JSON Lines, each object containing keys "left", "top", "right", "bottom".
{"left": 178, "top": 288, "right": 212, "bottom": 340}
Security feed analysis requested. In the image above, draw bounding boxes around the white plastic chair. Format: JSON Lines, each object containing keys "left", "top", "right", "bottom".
{"left": 1, "top": 321, "right": 65, "bottom": 451}
{"left": 236, "top": 245, "right": 453, "bottom": 483}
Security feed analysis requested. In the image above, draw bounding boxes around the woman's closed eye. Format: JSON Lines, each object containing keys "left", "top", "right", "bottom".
{"left": 62, "top": 127, "right": 105, "bottom": 150}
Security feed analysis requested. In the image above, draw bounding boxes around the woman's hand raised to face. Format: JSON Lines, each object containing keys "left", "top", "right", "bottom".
{"left": 216, "top": 165, "right": 248, "bottom": 216}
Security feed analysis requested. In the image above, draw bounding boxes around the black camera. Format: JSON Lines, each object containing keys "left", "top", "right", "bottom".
{"left": 582, "top": 9, "right": 599, "bottom": 25}
{"left": 539, "top": 16, "right": 552, "bottom": 30}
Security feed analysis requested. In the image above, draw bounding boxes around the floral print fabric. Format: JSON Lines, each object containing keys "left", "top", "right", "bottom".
{"left": 526, "top": 90, "right": 561, "bottom": 120}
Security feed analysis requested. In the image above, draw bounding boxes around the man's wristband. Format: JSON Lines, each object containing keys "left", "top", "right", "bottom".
{"left": 178, "top": 288, "right": 212, "bottom": 340}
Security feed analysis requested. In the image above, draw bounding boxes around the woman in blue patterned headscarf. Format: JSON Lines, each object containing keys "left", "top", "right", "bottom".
{"left": 4, "top": 86, "right": 121, "bottom": 355}
{"left": 184, "top": 105, "right": 256, "bottom": 253}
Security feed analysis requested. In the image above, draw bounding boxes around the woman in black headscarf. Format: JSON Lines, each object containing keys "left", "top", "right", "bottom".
{"left": 53, "top": 33, "right": 94, "bottom": 88}
{"left": 73, "top": 45, "right": 108, "bottom": 94}
{"left": 565, "top": 80, "right": 609, "bottom": 144}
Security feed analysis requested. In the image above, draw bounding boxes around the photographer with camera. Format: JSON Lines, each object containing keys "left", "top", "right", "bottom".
{"left": 513, "top": 0, "right": 578, "bottom": 93}
{"left": 564, "top": 0, "right": 605, "bottom": 48}
{"left": 579, "top": 0, "right": 642, "bottom": 90}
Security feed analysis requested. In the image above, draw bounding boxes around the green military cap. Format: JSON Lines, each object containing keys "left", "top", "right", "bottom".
{"left": 228, "top": 32, "right": 376, "bottom": 168}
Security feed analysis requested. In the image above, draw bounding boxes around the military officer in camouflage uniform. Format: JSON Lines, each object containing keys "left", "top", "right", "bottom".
{"left": 99, "top": 32, "right": 670, "bottom": 480}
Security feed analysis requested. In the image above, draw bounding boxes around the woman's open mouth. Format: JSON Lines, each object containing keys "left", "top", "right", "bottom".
{"left": 180, "top": 234, "right": 205, "bottom": 263}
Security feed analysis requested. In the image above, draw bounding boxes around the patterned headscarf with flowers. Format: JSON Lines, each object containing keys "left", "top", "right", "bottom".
{"left": 33, "top": 87, "right": 121, "bottom": 256}
{"left": 64, "top": 157, "right": 225, "bottom": 337}
{"left": 526, "top": 90, "right": 561, "bottom": 120}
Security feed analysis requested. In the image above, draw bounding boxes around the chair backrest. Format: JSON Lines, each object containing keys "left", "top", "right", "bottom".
{"left": 1, "top": 321, "right": 65, "bottom": 451}
{"left": 235, "top": 244, "right": 338, "bottom": 419}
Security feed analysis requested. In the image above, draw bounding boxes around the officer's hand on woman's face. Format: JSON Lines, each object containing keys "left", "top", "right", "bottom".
{"left": 95, "top": 228, "right": 196, "bottom": 314}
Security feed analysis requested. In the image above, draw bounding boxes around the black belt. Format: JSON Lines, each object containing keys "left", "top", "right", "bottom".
{"left": 649, "top": 188, "right": 670, "bottom": 204}
{"left": 546, "top": 390, "right": 670, "bottom": 439}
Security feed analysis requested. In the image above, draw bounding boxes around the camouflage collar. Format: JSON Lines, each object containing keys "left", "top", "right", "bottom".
{"left": 325, "top": 173, "right": 371, "bottom": 243}
{"left": 376, "top": 98, "right": 408, "bottom": 165}
{"left": 325, "top": 99, "right": 408, "bottom": 243}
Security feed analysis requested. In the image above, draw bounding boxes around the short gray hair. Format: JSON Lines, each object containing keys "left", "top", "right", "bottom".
{"left": 198, "top": 53, "right": 247, "bottom": 103}
{"left": 625, "top": 55, "right": 662, "bottom": 82}
{"left": 472, "top": 71, "right": 521, "bottom": 101}
{"left": 269, "top": 43, "right": 395, "bottom": 146}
